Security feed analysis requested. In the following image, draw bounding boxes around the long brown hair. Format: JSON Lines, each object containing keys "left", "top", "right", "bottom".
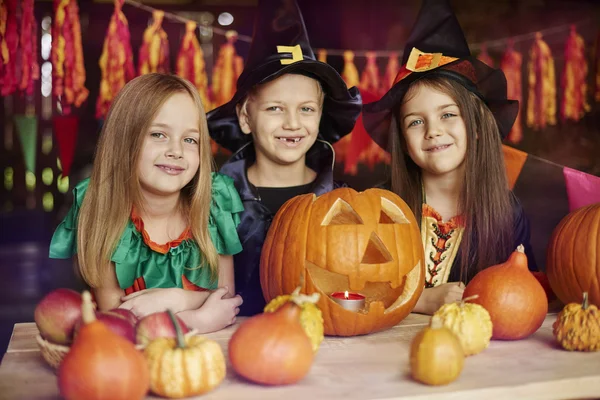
{"left": 389, "top": 76, "right": 513, "bottom": 282}
{"left": 77, "top": 74, "right": 218, "bottom": 287}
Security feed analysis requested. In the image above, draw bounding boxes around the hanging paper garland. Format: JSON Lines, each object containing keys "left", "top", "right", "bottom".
{"left": 19, "top": 0, "right": 39, "bottom": 95}
{"left": 526, "top": 32, "right": 556, "bottom": 130}
{"left": 501, "top": 40, "right": 523, "bottom": 144}
{"left": 383, "top": 52, "right": 399, "bottom": 91}
{"left": 176, "top": 21, "right": 210, "bottom": 111}
{"left": 477, "top": 43, "right": 494, "bottom": 67}
{"left": 96, "top": 0, "right": 135, "bottom": 119}
{"left": 561, "top": 25, "right": 590, "bottom": 122}
{"left": 52, "top": 0, "right": 89, "bottom": 115}
{"left": 0, "top": 0, "right": 18, "bottom": 96}
{"left": 212, "top": 30, "right": 243, "bottom": 108}
{"left": 138, "top": 10, "right": 170, "bottom": 75}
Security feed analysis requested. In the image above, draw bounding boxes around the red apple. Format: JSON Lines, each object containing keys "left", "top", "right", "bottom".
{"left": 532, "top": 271, "right": 556, "bottom": 302}
{"left": 34, "top": 288, "right": 82, "bottom": 345}
{"left": 135, "top": 311, "right": 190, "bottom": 346}
{"left": 107, "top": 308, "right": 139, "bottom": 326}
{"left": 73, "top": 311, "right": 137, "bottom": 343}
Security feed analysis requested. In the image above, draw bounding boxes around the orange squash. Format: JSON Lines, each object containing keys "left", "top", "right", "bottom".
{"left": 261, "top": 187, "right": 425, "bottom": 336}
{"left": 546, "top": 203, "right": 600, "bottom": 307}
{"left": 58, "top": 291, "right": 149, "bottom": 400}
{"left": 463, "top": 245, "right": 548, "bottom": 340}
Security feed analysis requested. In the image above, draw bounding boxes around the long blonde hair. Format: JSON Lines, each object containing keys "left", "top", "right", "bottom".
{"left": 390, "top": 76, "right": 513, "bottom": 282}
{"left": 77, "top": 74, "right": 218, "bottom": 288}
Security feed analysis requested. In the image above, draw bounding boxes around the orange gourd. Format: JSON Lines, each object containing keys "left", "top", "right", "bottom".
{"left": 58, "top": 291, "right": 149, "bottom": 400}
{"left": 229, "top": 299, "right": 315, "bottom": 385}
{"left": 463, "top": 245, "right": 548, "bottom": 340}
{"left": 546, "top": 203, "right": 600, "bottom": 307}
{"left": 261, "top": 187, "right": 425, "bottom": 337}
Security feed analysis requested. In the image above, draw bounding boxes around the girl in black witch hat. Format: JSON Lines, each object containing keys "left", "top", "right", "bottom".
{"left": 207, "top": 0, "right": 361, "bottom": 316}
{"left": 363, "top": 0, "right": 537, "bottom": 315}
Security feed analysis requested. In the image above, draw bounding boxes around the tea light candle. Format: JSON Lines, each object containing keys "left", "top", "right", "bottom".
{"left": 331, "top": 291, "right": 366, "bottom": 312}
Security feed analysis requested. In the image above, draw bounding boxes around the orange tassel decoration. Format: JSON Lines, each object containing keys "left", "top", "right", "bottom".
{"left": 19, "top": 0, "right": 39, "bottom": 95}
{"left": 383, "top": 52, "right": 399, "bottom": 92}
{"left": 96, "top": 0, "right": 134, "bottom": 119}
{"left": 526, "top": 32, "right": 556, "bottom": 130}
{"left": 317, "top": 49, "right": 327, "bottom": 63}
{"left": 477, "top": 43, "right": 494, "bottom": 67}
{"left": 501, "top": 40, "right": 523, "bottom": 144}
{"left": 360, "top": 51, "right": 382, "bottom": 96}
{"left": 1, "top": 0, "right": 19, "bottom": 96}
{"left": 212, "top": 30, "right": 243, "bottom": 109}
{"left": 333, "top": 51, "right": 361, "bottom": 165}
{"left": 52, "top": 0, "right": 89, "bottom": 115}
{"left": 138, "top": 10, "right": 170, "bottom": 75}
{"left": 561, "top": 25, "right": 590, "bottom": 122}
{"left": 176, "top": 21, "right": 210, "bottom": 111}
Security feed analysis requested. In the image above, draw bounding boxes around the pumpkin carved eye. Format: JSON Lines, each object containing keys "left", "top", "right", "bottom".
{"left": 321, "top": 198, "right": 364, "bottom": 225}
{"left": 380, "top": 197, "right": 410, "bottom": 224}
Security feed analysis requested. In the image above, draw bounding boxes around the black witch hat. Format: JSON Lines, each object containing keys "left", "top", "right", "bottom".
{"left": 363, "top": 0, "right": 519, "bottom": 151}
{"left": 207, "top": 0, "right": 362, "bottom": 153}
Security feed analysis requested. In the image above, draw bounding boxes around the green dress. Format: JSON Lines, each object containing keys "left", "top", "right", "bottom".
{"left": 49, "top": 173, "right": 244, "bottom": 293}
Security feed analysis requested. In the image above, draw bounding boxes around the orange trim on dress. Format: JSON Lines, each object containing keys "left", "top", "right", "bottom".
{"left": 130, "top": 207, "right": 193, "bottom": 254}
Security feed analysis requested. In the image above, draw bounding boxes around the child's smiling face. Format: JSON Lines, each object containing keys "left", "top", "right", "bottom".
{"left": 137, "top": 92, "right": 201, "bottom": 198}
{"left": 237, "top": 73, "right": 324, "bottom": 169}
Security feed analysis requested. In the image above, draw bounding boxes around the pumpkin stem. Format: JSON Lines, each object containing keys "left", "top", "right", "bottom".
{"left": 81, "top": 291, "right": 97, "bottom": 324}
{"left": 167, "top": 309, "right": 186, "bottom": 349}
{"left": 461, "top": 294, "right": 479, "bottom": 305}
{"left": 516, "top": 244, "right": 524, "bottom": 253}
{"left": 582, "top": 292, "right": 589, "bottom": 310}
{"left": 430, "top": 315, "right": 444, "bottom": 330}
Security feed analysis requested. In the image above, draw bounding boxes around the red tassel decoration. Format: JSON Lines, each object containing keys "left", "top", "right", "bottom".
{"left": 0, "top": 0, "right": 18, "bottom": 96}
{"left": 138, "top": 10, "right": 170, "bottom": 75}
{"left": 176, "top": 21, "right": 210, "bottom": 111}
{"left": 501, "top": 40, "right": 523, "bottom": 144}
{"left": 561, "top": 25, "right": 589, "bottom": 122}
{"left": 96, "top": 0, "right": 134, "bottom": 119}
{"left": 526, "top": 32, "right": 556, "bottom": 130}
{"left": 19, "top": 0, "right": 39, "bottom": 95}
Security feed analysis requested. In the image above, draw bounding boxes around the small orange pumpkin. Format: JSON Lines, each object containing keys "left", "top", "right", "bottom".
{"left": 58, "top": 291, "right": 149, "bottom": 400}
{"left": 463, "top": 245, "right": 548, "bottom": 340}
{"left": 261, "top": 187, "right": 425, "bottom": 337}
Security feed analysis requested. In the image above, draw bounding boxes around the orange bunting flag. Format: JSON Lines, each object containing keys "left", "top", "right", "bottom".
{"left": 317, "top": 49, "right": 327, "bottom": 63}
{"left": 52, "top": 0, "right": 89, "bottom": 115}
{"left": 96, "top": 0, "right": 135, "bottom": 119}
{"left": 383, "top": 52, "right": 399, "bottom": 91}
{"left": 176, "top": 21, "right": 210, "bottom": 111}
{"left": 501, "top": 40, "right": 523, "bottom": 144}
{"left": 138, "top": 10, "right": 170, "bottom": 75}
{"left": 19, "top": 0, "right": 39, "bottom": 95}
{"left": 526, "top": 32, "right": 556, "bottom": 130}
{"left": 477, "top": 44, "right": 494, "bottom": 67}
{"left": 0, "top": 0, "right": 19, "bottom": 96}
{"left": 561, "top": 25, "right": 590, "bottom": 122}
{"left": 212, "top": 30, "right": 243, "bottom": 109}
{"left": 360, "top": 51, "right": 382, "bottom": 96}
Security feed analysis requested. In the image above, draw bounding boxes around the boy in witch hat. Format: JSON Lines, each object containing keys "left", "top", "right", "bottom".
{"left": 208, "top": 0, "right": 362, "bottom": 316}
{"left": 362, "top": 0, "right": 537, "bottom": 314}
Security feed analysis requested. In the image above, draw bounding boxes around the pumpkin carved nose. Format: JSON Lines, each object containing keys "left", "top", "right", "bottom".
{"left": 361, "top": 232, "right": 393, "bottom": 264}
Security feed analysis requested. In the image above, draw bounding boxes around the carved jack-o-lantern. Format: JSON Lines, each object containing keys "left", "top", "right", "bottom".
{"left": 261, "top": 188, "right": 425, "bottom": 336}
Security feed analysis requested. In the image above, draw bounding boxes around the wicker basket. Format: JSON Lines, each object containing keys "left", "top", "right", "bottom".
{"left": 36, "top": 330, "right": 198, "bottom": 370}
{"left": 36, "top": 334, "right": 70, "bottom": 370}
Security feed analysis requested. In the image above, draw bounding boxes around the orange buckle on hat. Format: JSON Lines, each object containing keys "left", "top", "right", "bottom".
{"left": 277, "top": 44, "right": 303, "bottom": 65}
{"left": 406, "top": 47, "right": 457, "bottom": 72}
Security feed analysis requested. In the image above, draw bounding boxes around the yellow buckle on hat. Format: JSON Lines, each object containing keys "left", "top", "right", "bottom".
{"left": 406, "top": 47, "right": 457, "bottom": 72}
{"left": 277, "top": 44, "right": 303, "bottom": 65}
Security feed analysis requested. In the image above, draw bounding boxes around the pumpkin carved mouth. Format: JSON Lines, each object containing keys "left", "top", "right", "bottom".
{"left": 306, "top": 260, "right": 421, "bottom": 314}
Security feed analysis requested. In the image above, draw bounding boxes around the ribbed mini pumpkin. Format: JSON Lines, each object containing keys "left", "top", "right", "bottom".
{"left": 264, "top": 286, "right": 324, "bottom": 352}
{"left": 432, "top": 295, "right": 493, "bottom": 356}
{"left": 144, "top": 311, "right": 226, "bottom": 398}
{"left": 553, "top": 292, "right": 600, "bottom": 352}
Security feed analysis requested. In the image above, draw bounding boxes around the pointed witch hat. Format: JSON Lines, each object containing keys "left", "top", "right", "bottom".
{"left": 363, "top": 0, "right": 518, "bottom": 151}
{"left": 207, "top": 0, "right": 362, "bottom": 153}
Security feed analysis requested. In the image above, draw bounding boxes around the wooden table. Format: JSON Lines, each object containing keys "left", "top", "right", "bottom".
{"left": 1, "top": 313, "right": 599, "bottom": 400}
